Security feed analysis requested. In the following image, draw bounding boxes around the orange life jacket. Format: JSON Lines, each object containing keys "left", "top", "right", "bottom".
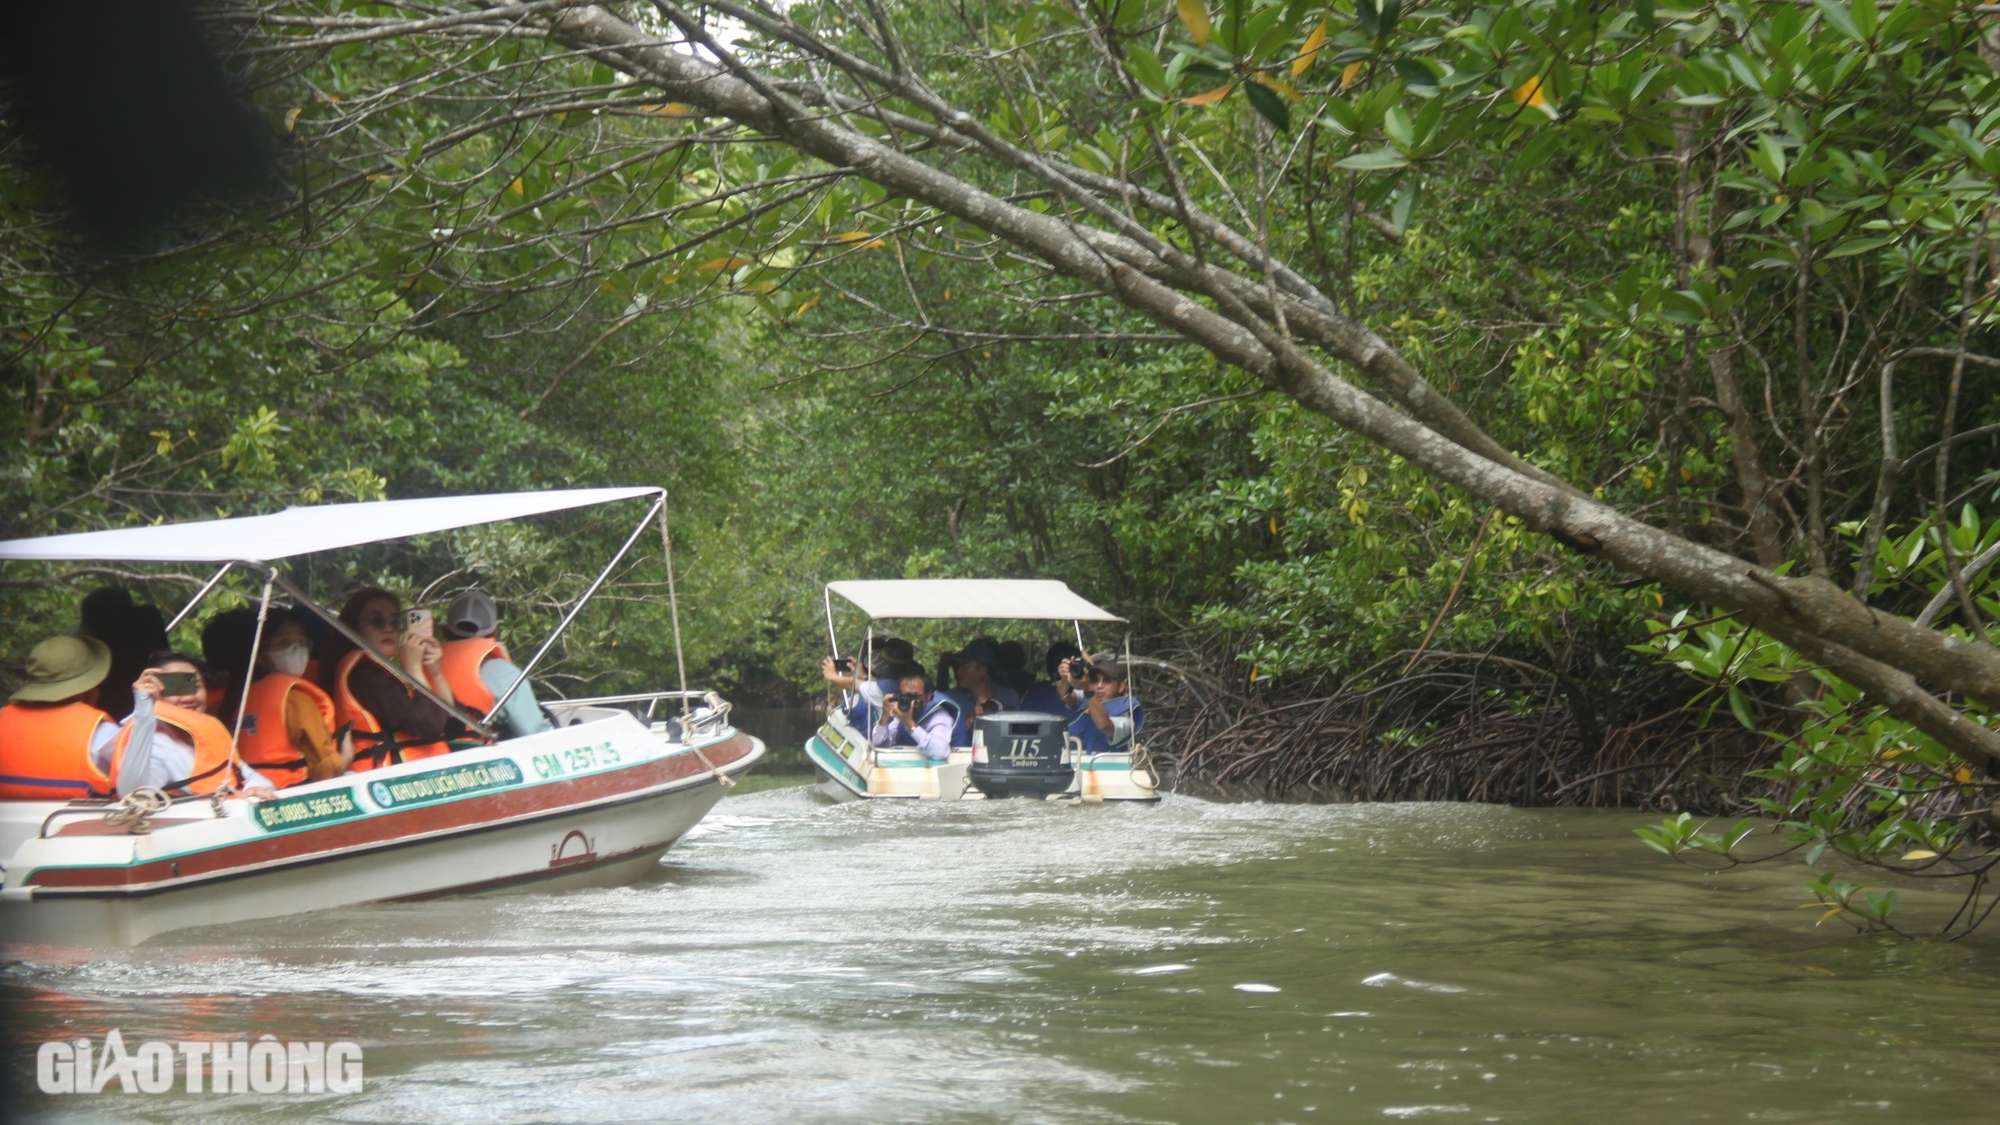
{"left": 332, "top": 650, "right": 450, "bottom": 772}
{"left": 0, "top": 701, "right": 113, "bottom": 800}
{"left": 440, "top": 637, "right": 511, "bottom": 714}
{"left": 239, "top": 674, "right": 337, "bottom": 789}
{"left": 109, "top": 702, "right": 236, "bottom": 796}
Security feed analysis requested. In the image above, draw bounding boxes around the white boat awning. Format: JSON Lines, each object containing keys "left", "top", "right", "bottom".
{"left": 0, "top": 487, "right": 661, "bottom": 564}
{"left": 826, "top": 579, "right": 1123, "bottom": 622}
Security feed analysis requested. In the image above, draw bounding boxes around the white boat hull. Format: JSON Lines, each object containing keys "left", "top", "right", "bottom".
{"left": 0, "top": 712, "right": 762, "bottom": 948}
{"left": 804, "top": 712, "right": 1157, "bottom": 803}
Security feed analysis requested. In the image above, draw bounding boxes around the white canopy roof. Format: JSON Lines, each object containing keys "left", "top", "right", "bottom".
{"left": 826, "top": 579, "right": 1122, "bottom": 622}
{"left": 0, "top": 487, "right": 660, "bottom": 564}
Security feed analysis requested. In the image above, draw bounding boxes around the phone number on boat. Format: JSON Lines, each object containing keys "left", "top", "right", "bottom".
{"left": 252, "top": 789, "right": 365, "bottom": 832}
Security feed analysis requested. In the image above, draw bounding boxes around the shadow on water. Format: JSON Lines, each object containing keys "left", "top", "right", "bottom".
{"left": 7, "top": 793, "right": 2000, "bottom": 1124}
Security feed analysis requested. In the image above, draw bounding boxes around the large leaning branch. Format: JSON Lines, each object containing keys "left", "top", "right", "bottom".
{"left": 500, "top": 3, "right": 2000, "bottom": 764}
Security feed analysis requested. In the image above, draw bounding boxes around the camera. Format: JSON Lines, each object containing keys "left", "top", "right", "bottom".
{"left": 1065, "top": 657, "right": 1096, "bottom": 681}
{"left": 887, "top": 690, "right": 924, "bottom": 710}
{"left": 832, "top": 657, "right": 854, "bottom": 674}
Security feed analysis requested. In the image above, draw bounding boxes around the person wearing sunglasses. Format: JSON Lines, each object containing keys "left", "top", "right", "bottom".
{"left": 317, "top": 587, "right": 464, "bottom": 771}
{"left": 1055, "top": 654, "right": 1142, "bottom": 756}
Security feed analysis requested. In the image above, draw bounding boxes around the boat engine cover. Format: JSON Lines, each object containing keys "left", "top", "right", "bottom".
{"left": 968, "top": 711, "right": 1074, "bottom": 798}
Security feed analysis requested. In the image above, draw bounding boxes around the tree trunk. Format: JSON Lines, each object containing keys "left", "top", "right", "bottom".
{"left": 534, "top": 3, "right": 2000, "bottom": 769}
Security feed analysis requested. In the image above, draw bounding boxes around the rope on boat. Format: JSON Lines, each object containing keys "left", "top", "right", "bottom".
{"left": 690, "top": 742, "right": 737, "bottom": 788}
{"left": 101, "top": 787, "right": 173, "bottom": 835}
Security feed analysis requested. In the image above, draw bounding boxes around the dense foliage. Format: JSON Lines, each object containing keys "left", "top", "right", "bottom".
{"left": 5, "top": 1, "right": 2000, "bottom": 924}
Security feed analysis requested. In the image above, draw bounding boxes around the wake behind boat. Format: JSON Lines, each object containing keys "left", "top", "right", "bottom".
{"left": 0, "top": 488, "right": 762, "bottom": 947}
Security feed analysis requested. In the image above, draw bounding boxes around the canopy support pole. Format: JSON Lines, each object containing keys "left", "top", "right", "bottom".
{"left": 485, "top": 493, "right": 665, "bottom": 727}
{"left": 166, "top": 563, "right": 233, "bottom": 633}
{"left": 227, "top": 574, "right": 276, "bottom": 780}
{"left": 269, "top": 571, "right": 491, "bottom": 737}
{"left": 658, "top": 494, "right": 691, "bottom": 719}
{"left": 823, "top": 587, "right": 840, "bottom": 663}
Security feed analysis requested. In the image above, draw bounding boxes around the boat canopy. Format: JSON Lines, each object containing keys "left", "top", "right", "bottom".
{"left": 0, "top": 487, "right": 659, "bottom": 563}
{"left": 826, "top": 579, "right": 1123, "bottom": 622}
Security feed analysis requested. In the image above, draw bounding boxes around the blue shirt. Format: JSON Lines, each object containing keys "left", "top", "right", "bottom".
{"left": 944, "top": 685, "right": 1021, "bottom": 745}
{"left": 1068, "top": 694, "right": 1141, "bottom": 756}
{"left": 1018, "top": 682, "right": 1072, "bottom": 717}
{"left": 848, "top": 677, "right": 899, "bottom": 731}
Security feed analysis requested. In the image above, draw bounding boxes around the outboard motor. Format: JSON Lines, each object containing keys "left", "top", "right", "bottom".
{"left": 968, "top": 711, "right": 1075, "bottom": 799}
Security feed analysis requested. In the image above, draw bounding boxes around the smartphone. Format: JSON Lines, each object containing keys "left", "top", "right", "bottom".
{"left": 833, "top": 656, "right": 854, "bottom": 674}
{"left": 156, "top": 671, "right": 199, "bottom": 696}
{"left": 406, "top": 607, "right": 434, "bottom": 639}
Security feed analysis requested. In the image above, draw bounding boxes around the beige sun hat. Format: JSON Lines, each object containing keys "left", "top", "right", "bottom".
{"left": 10, "top": 635, "right": 113, "bottom": 703}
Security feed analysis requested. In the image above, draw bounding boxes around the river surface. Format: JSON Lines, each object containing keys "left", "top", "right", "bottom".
{"left": 7, "top": 788, "right": 2000, "bottom": 1124}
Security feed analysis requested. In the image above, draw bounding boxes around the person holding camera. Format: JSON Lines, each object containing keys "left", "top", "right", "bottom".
{"left": 1056, "top": 654, "right": 1142, "bottom": 755}
{"left": 870, "top": 670, "right": 959, "bottom": 762}
{"left": 1019, "top": 641, "right": 1083, "bottom": 716}
{"left": 821, "top": 637, "right": 917, "bottom": 731}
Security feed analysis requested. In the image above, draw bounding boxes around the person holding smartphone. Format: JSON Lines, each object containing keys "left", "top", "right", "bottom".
{"left": 115, "top": 652, "right": 274, "bottom": 797}
{"left": 320, "top": 587, "right": 464, "bottom": 770}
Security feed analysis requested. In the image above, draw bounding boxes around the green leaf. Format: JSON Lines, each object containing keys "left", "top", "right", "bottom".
{"left": 1392, "top": 58, "right": 1438, "bottom": 89}
{"left": 1244, "top": 79, "right": 1292, "bottom": 131}
{"left": 1729, "top": 686, "right": 1757, "bottom": 730}
{"left": 1126, "top": 44, "right": 1170, "bottom": 95}
{"left": 1823, "top": 236, "right": 1893, "bottom": 259}
{"left": 1813, "top": 1, "right": 1862, "bottom": 43}
{"left": 1335, "top": 147, "right": 1408, "bottom": 170}
{"left": 1852, "top": 0, "right": 1877, "bottom": 40}
{"left": 1510, "top": 128, "right": 1562, "bottom": 172}
{"left": 1383, "top": 106, "right": 1415, "bottom": 149}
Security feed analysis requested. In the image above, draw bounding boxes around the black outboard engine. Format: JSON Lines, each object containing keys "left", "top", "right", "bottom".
{"left": 967, "top": 711, "right": 1074, "bottom": 799}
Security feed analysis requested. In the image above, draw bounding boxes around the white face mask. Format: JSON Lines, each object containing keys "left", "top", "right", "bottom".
{"left": 268, "top": 644, "right": 311, "bottom": 678}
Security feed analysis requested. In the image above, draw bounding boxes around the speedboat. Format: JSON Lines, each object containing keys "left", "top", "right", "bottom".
{"left": 805, "top": 579, "right": 1158, "bottom": 803}
{"left": 0, "top": 488, "right": 762, "bottom": 947}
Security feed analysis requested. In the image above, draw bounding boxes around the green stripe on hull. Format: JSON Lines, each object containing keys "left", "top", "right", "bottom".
{"left": 806, "top": 736, "right": 868, "bottom": 792}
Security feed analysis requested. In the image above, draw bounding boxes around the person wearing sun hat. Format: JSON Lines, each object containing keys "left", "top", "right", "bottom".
{"left": 0, "top": 635, "right": 123, "bottom": 799}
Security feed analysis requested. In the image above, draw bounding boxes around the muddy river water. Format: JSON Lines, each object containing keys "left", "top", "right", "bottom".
{"left": 7, "top": 786, "right": 2000, "bottom": 1123}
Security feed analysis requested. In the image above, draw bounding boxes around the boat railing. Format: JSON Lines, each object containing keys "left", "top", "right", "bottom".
{"left": 546, "top": 689, "right": 734, "bottom": 742}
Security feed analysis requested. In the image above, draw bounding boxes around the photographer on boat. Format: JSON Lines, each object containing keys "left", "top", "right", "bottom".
{"left": 1056, "top": 654, "right": 1142, "bottom": 754}
{"left": 820, "top": 636, "right": 918, "bottom": 731}
{"left": 117, "top": 654, "right": 275, "bottom": 798}
{"left": 869, "top": 670, "right": 959, "bottom": 762}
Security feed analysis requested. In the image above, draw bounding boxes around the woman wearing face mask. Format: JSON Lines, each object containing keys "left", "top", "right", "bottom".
{"left": 237, "top": 608, "right": 351, "bottom": 788}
